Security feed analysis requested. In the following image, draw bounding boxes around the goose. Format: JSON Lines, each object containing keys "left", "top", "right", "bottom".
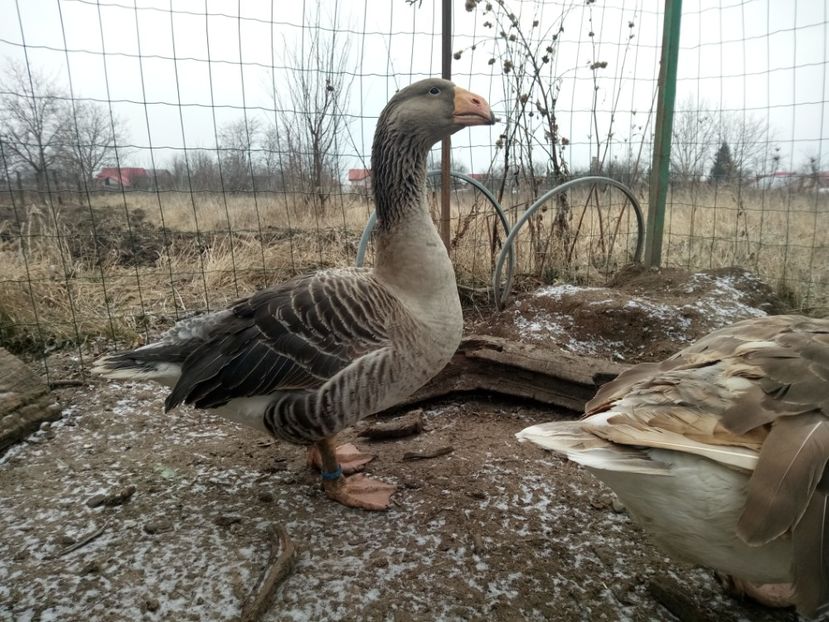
{"left": 517, "top": 314, "right": 829, "bottom": 617}
{"left": 93, "top": 78, "right": 496, "bottom": 511}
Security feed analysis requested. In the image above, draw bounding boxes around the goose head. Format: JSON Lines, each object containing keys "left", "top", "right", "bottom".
{"left": 370, "top": 79, "right": 495, "bottom": 230}
{"left": 377, "top": 78, "right": 496, "bottom": 151}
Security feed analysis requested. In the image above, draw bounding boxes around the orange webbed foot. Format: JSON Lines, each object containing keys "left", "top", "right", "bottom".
{"left": 321, "top": 472, "right": 396, "bottom": 511}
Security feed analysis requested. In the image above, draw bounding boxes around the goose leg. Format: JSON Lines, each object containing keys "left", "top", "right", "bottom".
{"left": 313, "top": 437, "right": 395, "bottom": 511}
{"left": 306, "top": 442, "right": 375, "bottom": 475}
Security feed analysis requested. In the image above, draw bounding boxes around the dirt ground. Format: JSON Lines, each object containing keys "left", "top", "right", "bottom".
{"left": 0, "top": 267, "right": 804, "bottom": 622}
{"left": 473, "top": 265, "right": 787, "bottom": 363}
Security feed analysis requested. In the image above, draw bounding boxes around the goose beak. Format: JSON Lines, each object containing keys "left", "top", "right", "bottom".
{"left": 453, "top": 87, "right": 497, "bottom": 126}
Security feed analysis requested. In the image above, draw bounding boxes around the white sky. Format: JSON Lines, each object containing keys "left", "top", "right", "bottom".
{"left": 0, "top": 0, "right": 826, "bottom": 175}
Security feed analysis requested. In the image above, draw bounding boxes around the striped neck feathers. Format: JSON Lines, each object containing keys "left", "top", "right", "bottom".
{"left": 371, "top": 124, "right": 430, "bottom": 233}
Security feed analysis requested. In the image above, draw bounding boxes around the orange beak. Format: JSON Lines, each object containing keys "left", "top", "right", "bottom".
{"left": 453, "top": 87, "right": 497, "bottom": 126}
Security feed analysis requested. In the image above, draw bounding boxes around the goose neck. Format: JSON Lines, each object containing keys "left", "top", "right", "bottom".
{"left": 371, "top": 127, "right": 429, "bottom": 232}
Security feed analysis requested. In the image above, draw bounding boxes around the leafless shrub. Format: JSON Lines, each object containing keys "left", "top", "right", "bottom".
{"left": 271, "top": 5, "right": 355, "bottom": 217}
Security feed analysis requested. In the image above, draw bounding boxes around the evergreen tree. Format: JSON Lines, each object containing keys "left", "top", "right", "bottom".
{"left": 709, "top": 142, "right": 735, "bottom": 184}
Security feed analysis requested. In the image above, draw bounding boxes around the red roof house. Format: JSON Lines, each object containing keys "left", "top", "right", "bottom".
{"left": 96, "top": 167, "right": 172, "bottom": 189}
{"left": 96, "top": 167, "right": 149, "bottom": 188}
{"left": 347, "top": 168, "right": 372, "bottom": 190}
{"left": 347, "top": 168, "right": 371, "bottom": 182}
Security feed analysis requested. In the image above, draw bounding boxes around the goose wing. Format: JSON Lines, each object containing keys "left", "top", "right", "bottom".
{"left": 582, "top": 314, "right": 829, "bottom": 615}
{"left": 164, "top": 268, "right": 398, "bottom": 411}
{"left": 584, "top": 316, "right": 829, "bottom": 462}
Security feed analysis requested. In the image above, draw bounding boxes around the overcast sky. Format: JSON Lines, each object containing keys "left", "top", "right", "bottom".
{"left": 0, "top": 0, "right": 826, "bottom": 176}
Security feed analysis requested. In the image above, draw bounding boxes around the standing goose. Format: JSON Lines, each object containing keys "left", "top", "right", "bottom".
{"left": 517, "top": 315, "right": 829, "bottom": 617}
{"left": 93, "top": 79, "right": 495, "bottom": 511}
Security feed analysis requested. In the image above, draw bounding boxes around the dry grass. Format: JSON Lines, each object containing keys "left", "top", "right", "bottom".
{"left": 0, "top": 191, "right": 373, "bottom": 351}
{"left": 663, "top": 185, "right": 828, "bottom": 310}
{"left": 0, "top": 183, "right": 825, "bottom": 352}
{"left": 124, "top": 189, "right": 374, "bottom": 233}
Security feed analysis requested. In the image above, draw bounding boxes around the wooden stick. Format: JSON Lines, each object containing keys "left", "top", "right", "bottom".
{"left": 47, "top": 379, "right": 86, "bottom": 389}
{"left": 239, "top": 525, "right": 297, "bottom": 622}
{"left": 358, "top": 410, "right": 424, "bottom": 440}
{"left": 402, "top": 446, "right": 454, "bottom": 461}
{"left": 648, "top": 579, "right": 712, "bottom": 622}
{"left": 56, "top": 524, "right": 107, "bottom": 557}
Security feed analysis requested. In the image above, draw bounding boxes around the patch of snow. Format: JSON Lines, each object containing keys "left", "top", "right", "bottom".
{"left": 681, "top": 272, "right": 767, "bottom": 327}
{"left": 513, "top": 309, "right": 569, "bottom": 339}
{"left": 509, "top": 272, "right": 769, "bottom": 359}
{"left": 533, "top": 284, "right": 605, "bottom": 299}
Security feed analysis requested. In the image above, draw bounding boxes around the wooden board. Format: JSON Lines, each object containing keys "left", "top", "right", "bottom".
{"left": 400, "top": 335, "right": 629, "bottom": 413}
{"left": 0, "top": 348, "right": 61, "bottom": 455}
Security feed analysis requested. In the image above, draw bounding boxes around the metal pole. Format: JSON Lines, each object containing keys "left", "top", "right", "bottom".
{"left": 440, "top": 0, "right": 452, "bottom": 252}
{"left": 644, "top": 0, "right": 682, "bottom": 267}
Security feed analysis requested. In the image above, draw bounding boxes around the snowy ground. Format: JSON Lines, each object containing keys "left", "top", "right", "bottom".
{"left": 0, "top": 267, "right": 800, "bottom": 621}
{"left": 476, "top": 266, "right": 782, "bottom": 363}
{"left": 1, "top": 382, "right": 796, "bottom": 621}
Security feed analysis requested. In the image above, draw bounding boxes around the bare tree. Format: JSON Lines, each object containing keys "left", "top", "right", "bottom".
{"left": 0, "top": 61, "right": 69, "bottom": 191}
{"left": 0, "top": 60, "right": 131, "bottom": 196}
{"left": 273, "top": 5, "right": 355, "bottom": 213}
{"left": 796, "top": 154, "right": 822, "bottom": 192}
{"left": 670, "top": 96, "right": 718, "bottom": 183}
{"left": 261, "top": 124, "right": 287, "bottom": 191}
{"left": 169, "top": 149, "right": 221, "bottom": 192}
{"left": 670, "top": 96, "right": 775, "bottom": 184}
{"left": 57, "top": 99, "right": 128, "bottom": 184}
{"left": 718, "top": 111, "right": 774, "bottom": 180}
{"left": 218, "top": 117, "right": 261, "bottom": 192}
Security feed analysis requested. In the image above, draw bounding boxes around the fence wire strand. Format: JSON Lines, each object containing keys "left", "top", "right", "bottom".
{"left": 0, "top": 0, "right": 826, "bottom": 378}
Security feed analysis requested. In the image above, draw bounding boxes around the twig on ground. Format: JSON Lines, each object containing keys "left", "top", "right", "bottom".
{"left": 48, "top": 379, "right": 85, "bottom": 389}
{"left": 239, "top": 525, "right": 297, "bottom": 622}
{"left": 402, "top": 446, "right": 454, "bottom": 461}
{"left": 358, "top": 410, "right": 424, "bottom": 440}
{"left": 56, "top": 524, "right": 107, "bottom": 557}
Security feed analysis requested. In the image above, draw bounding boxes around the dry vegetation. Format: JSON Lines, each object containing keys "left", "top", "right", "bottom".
{"left": 664, "top": 185, "right": 828, "bottom": 310}
{"left": 0, "top": 181, "right": 825, "bottom": 354}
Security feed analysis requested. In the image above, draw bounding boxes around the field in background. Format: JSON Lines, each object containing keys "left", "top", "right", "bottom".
{"left": 664, "top": 186, "right": 828, "bottom": 309}
{"left": 0, "top": 181, "right": 826, "bottom": 355}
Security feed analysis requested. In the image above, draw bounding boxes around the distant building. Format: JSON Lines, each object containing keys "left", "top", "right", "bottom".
{"left": 96, "top": 167, "right": 172, "bottom": 190}
{"left": 347, "top": 168, "right": 372, "bottom": 191}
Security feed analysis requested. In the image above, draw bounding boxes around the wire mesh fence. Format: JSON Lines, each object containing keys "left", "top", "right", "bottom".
{"left": 0, "top": 0, "right": 826, "bottom": 377}
{"left": 663, "top": 0, "right": 828, "bottom": 312}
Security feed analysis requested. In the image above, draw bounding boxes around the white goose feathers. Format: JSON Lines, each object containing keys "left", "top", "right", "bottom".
{"left": 518, "top": 314, "right": 829, "bottom": 617}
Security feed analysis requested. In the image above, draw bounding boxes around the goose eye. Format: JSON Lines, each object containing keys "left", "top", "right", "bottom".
{"left": 428, "top": 87, "right": 441, "bottom": 95}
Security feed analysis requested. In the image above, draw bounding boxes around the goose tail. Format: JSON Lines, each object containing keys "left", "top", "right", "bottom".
{"left": 517, "top": 421, "right": 669, "bottom": 476}
{"left": 91, "top": 344, "right": 185, "bottom": 385}
{"left": 92, "top": 310, "right": 231, "bottom": 385}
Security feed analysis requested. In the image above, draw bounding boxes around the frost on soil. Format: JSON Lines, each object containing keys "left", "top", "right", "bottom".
{"left": 0, "top": 265, "right": 795, "bottom": 621}
{"left": 479, "top": 266, "right": 784, "bottom": 362}
{"left": 1, "top": 379, "right": 792, "bottom": 621}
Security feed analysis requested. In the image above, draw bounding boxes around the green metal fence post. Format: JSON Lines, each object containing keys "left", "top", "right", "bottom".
{"left": 440, "top": 0, "right": 452, "bottom": 253}
{"left": 645, "top": 0, "right": 683, "bottom": 267}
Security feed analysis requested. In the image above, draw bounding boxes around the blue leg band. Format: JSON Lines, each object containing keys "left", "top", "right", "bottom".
{"left": 321, "top": 465, "right": 343, "bottom": 481}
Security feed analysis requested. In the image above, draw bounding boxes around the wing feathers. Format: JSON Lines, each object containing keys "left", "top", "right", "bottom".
{"left": 737, "top": 415, "right": 829, "bottom": 545}
{"left": 165, "top": 270, "right": 396, "bottom": 411}
{"left": 791, "top": 489, "right": 829, "bottom": 618}
{"left": 516, "top": 421, "right": 670, "bottom": 475}
{"left": 585, "top": 418, "right": 759, "bottom": 471}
